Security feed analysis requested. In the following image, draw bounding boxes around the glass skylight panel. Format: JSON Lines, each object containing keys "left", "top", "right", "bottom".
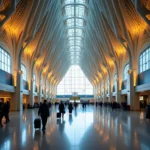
{"left": 68, "top": 29, "right": 74, "bottom": 36}
{"left": 67, "top": 29, "right": 83, "bottom": 37}
{"left": 63, "top": 0, "right": 87, "bottom": 64}
{"left": 65, "top": 6, "right": 74, "bottom": 17}
{"left": 75, "top": 29, "right": 83, "bottom": 36}
{"left": 76, "top": 18, "right": 84, "bottom": 26}
{"left": 64, "top": 0, "right": 74, "bottom": 5}
{"left": 75, "top": 40, "right": 82, "bottom": 46}
{"left": 69, "top": 46, "right": 81, "bottom": 50}
{"left": 70, "top": 52, "right": 80, "bottom": 55}
{"left": 69, "top": 42, "right": 82, "bottom": 47}
{"left": 66, "top": 19, "right": 74, "bottom": 26}
{"left": 76, "top": 0, "right": 86, "bottom": 4}
{"left": 76, "top": 6, "right": 85, "bottom": 17}
{"left": 75, "top": 37, "right": 83, "bottom": 41}
{"left": 68, "top": 37, "right": 75, "bottom": 41}
{"left": 68, "top": 41, "right": 74, "bottom": 46}
{"left": 70, "top": 52, "right": 81, "bottom": 56}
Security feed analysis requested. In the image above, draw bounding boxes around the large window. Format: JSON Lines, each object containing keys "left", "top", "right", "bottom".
{"left": 0, "top": 47, "right": 11, "bottom": 73}
{"left": 57, "top": 65, "right": 93, "bottom": 95}
{"left": 139, "top": 47, "right": 150, "bottom": 73}
{"left": 21, "top": 64, "right": 27, "bottom": 80}
{"left": 114, "top": 74, "right": 117, "bottom": 85}
{"left": 123, "top": 64, "right": 129, "bottom": 80}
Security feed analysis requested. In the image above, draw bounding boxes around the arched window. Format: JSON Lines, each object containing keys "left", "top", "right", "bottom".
{"left": 139, "top": 47, "right": 150, "bottom": 73}
{"left": 21, "top": 64, "right": 27, "bottom": 80}
{"left": 123, "top": 64, "right": 129, "bottom": 80}
{"left": 0, "top": 47, "right": 11, "bottom": 73}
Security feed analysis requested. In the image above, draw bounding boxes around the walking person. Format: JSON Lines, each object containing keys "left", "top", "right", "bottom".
{"left": 68, "top": 102, "right": 73, "bottom": 114}
{"left": 59, "top": 101, "right": 65, "bottom": 118}
{"left": 4, "top": 101, "right": 10, "bottom": 123}
{"left": 38, "top": 100, "right": 50, "bottom": 134}
{"left": 74, "top": 101, "right": 78, "bottom": 110}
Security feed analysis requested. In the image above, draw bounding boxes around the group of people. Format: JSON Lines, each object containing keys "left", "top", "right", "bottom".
{"left": 95, "top": 100, "right": 128, "bottom": 111}
{"left": 0, "top": 99, "right": 10, "bottom": 127}
{"left": 58, "top": 101, "right": 78, "bottom": 118}
{"left": 38, "top": 100, "right": 78, "bottom": 134}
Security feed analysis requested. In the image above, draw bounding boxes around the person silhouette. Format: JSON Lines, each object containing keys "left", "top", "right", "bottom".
{"left": 38, "top": 100, "right": 50, "bottom": 134}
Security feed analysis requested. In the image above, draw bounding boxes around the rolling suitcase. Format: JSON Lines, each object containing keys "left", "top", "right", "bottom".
{"left": 34, "top": 118, "right": 41, "bottom": 129}
{"left": 56, "top": 112, "right": 61, "bottom": 119}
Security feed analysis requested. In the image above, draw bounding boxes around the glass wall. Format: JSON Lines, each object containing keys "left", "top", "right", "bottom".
{"left": 57, "top": 65, "right": 93, "bottom": 95}
{"left": 33, "top": 74, "right": 36, "bottom": 91}
{"left": 123, "top": 64, "right": 129, "bottom": 80}
{"left": 21, "top": 64, "right": 27, "bottom": 80}
{"left": 0, "top": 47, "right": 11, "bottom": 73}
{"left": 139, "top": 47, "right": 150, "bottom": 73}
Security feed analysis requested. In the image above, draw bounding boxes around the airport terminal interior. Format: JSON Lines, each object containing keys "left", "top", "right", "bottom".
{"left": 0, "top": 0, "right": 150, "bottom": 149}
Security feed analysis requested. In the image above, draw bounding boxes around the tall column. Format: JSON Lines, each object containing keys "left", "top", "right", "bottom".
{"left": 104, "top": 80, "right": 107, "bottom": 102}
{"left": 12, "top": 71, "right": 23, "bottom": 111}
{"left": 108, "top": 83, "right": 112, "bottom": 102}
{"left": 127, "top": 72, "right": 140, "bottom": 110}
{"left": 29, "top": 79, "right": 34, "bottom": 106}
{"left": 38, "top": 83, "right": 42, "bottom": 103}
{"left": 116, "top": 79, "right": 121, "bottom": 102}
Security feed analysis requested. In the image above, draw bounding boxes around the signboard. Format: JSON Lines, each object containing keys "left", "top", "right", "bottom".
{"left": 56, "top": 95, "right": 94, "bottom": 98}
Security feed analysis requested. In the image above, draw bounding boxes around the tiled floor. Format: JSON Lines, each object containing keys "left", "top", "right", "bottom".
{"left": 0, "top": 105, "right": 150, "bottom": 150}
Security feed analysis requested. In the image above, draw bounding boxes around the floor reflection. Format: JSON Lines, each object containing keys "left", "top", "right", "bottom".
{"left": 0, "top": 105, "right": 150, "bottom": 150}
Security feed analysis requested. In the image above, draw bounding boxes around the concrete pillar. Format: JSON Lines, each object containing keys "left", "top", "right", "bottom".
{"left": 127, "top": 73, "right": 140, "bottom": 110}
{"left": 116, "top": 79, "right": 121, "bottom": 102}
{"left": 108, "top": 83, "right": 112, "bottom": 102}
{"left": 11, "top": 72, "right": 23, "bottom": 111}
{"left": 29, "top": 79, "right": 34, "bottom": 106}
{"left": 103, "top": 84, "right": 106, "bottom": 102}
{"left": 38, "top": 84, "right": 42, "bottom": 103}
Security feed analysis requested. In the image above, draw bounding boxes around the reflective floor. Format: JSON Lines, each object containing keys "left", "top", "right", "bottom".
{"left": 0, "top": 105, "right": 150, "bottom": 150}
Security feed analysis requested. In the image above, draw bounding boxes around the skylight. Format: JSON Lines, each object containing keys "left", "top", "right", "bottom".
{"left": 63, "top": 0, "right": 88, "bottom": 64}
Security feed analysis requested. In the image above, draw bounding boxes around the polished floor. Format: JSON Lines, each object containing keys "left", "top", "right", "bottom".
{"left": 0, "top": 105, "right": 150, "bottom": 150}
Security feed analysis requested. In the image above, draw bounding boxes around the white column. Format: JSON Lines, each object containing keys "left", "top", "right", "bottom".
{"left": 29, "top": 79, "right": 34, "bottom": 106}
{"left": 127, "top": 73, "right": 140, "bottom": 110}
{"left": 116, "top": 79, "right": 121, "bottom": 102}
{"left": 12, "top": 72, "right": 23, "bottom": 111}
{"left": 108, "top": 83, "right": 112, "bottom": 102}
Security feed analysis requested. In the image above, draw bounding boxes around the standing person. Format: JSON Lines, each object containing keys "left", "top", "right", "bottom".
{"left": 59, "top": 101, "right": 65, "bottom": 118}
{"left": 96, "top": 101, "right": 98, "bottom": 107}
{"left": 68, "top": 102, "right": 73, "bottom": 114}
{"left": 38, "top": 100, "right": 50, "bottom": 134}
{"left": 4, "top": 101, "right": 10, "bottom": 123}
{"left": 74, "top": 101, "right": 78, "bottom": 110}
{"left": 0, "top": 99, "right": 4, "bottom": 127}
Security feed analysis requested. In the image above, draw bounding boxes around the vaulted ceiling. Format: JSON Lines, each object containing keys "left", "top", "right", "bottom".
{"left": 0, "top": 0, "right": 150, "bottom": 86}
